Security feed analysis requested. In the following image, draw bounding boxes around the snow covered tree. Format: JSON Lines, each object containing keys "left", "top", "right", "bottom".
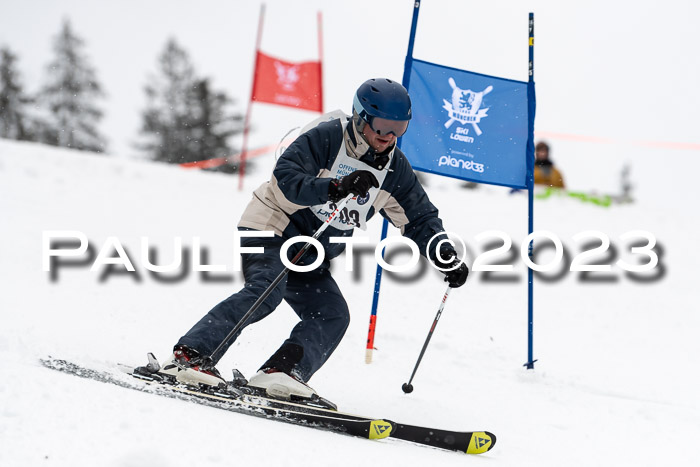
{"left": 139, "top": 39, "right": 242, "bottom": 171}
{"left": 0, "top": 46, "right": 33, "bottom": 141}
{"left": 40, "top": 19, "right": 107, "bottom": 153}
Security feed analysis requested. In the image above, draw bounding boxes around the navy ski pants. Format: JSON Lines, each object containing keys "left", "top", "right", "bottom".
{"left": 177, "top": 231, "right": 350, "bottom": 382}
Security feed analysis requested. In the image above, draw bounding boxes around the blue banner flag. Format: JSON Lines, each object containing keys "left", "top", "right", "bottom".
{"left": 401, "top": 59, "right": 532, "bottom": 189}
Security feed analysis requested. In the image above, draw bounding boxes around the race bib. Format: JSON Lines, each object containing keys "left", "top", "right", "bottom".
{"left": 310, "top": 124, "right": 388, "bottom": 231}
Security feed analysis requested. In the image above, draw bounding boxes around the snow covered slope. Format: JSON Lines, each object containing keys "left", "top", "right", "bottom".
{"left": 1, "top": 138, "right": 698, "bottom": 466}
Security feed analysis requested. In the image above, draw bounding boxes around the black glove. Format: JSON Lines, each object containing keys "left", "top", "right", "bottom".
{"left": 328, "top": 170, "right": 379, "bottom": 202}
{"left": 434, "top": 247, "right": 469, "bottom": 288}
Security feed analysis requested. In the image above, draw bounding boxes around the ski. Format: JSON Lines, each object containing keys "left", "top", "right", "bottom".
{"left": 123, "top": 361, "right": 496, "bottom": 454}
{"left": 41, "top": 357, "right": 390, "bottom": 440}
{"left": 40, "top": 356, "right": 496, "bottom": 454}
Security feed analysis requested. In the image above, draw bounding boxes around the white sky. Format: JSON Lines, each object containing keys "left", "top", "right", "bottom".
{"left": 1, "top": 0, "right": 699, "bottom": 158}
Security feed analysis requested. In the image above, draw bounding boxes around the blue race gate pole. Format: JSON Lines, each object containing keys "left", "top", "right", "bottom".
{"left": 400, "top": 1, "right": 420, "bottom": 89}
{"left": 365, "top": 218, "right": 388, "bottom": 363}
{"left": 365, "top": 0, "right": 422, "bottom": 364}
{"left": 525, "top": 12, "right": 537, "bottom": 370}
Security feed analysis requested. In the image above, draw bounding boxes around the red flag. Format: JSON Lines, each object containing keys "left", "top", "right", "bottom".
{"left": 251, "top": 51, "right": 322, "bottom": 112}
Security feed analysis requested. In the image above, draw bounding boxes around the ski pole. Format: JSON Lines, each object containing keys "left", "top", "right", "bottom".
{"left": 402, "top": 285, "right": 452, "bottom": 394}
{"left": 202, "top": 193, "right": 355, "bottom": 369}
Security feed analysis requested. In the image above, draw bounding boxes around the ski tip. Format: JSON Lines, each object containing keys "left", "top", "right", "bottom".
{"left": 369, "top": 420, "right": 394, "bottom": 440}
{"left": 466, "top": 431, "right": 496, "bottom": 454}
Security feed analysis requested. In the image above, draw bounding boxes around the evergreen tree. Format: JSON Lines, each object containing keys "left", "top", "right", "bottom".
{"left": 140, "top": 38, "right": 197, "bottom": 164}
{"left": 139, "top": 39, "right": 242, "bottom": 171}
{"left": 40, "top": 19, "right": 107, "bottom": 153}
{"left": 0, "top": 46, "right": 33, "bottom": 140}
{"left": 189, "top": 78, "right": 243, "bottom": 173}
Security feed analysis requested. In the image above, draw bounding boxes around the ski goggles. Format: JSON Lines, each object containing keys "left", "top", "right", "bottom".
{"left": 367, "top": 117, "right": 410, "bottom": 137}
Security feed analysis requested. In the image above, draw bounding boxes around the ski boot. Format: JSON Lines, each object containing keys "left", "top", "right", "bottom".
{"left": 248, "top": 367, "right": 317, "bottom": 400}
{"left": 245, "top": 342, "right": 336, "bottom": 409}
{"left": 160, "top": 345, "right": 226, "bottom": 388}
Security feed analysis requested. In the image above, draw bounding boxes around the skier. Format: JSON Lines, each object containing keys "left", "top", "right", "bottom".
{"left": 161, "top": 78, "right": 470, "bottom": 400}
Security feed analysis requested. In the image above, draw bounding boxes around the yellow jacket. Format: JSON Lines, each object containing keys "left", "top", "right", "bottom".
{"left": 534, "top": 163, "right": 565, "bottom": 188}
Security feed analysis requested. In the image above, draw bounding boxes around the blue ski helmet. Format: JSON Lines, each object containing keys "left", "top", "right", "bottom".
{"left": 352, "top": 78, "right": 412, "bottom": 136}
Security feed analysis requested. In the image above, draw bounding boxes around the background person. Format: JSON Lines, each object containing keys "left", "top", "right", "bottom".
{"left": 534, "top": 141, "right": 566, "bottom": 188}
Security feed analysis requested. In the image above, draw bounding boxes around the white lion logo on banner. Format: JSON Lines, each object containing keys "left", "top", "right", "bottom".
{"left": 443, "top": 77, "right": 493, "bottom": 135}
{"left": 274, "top": 62, "right": 300, "bottom": 91}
